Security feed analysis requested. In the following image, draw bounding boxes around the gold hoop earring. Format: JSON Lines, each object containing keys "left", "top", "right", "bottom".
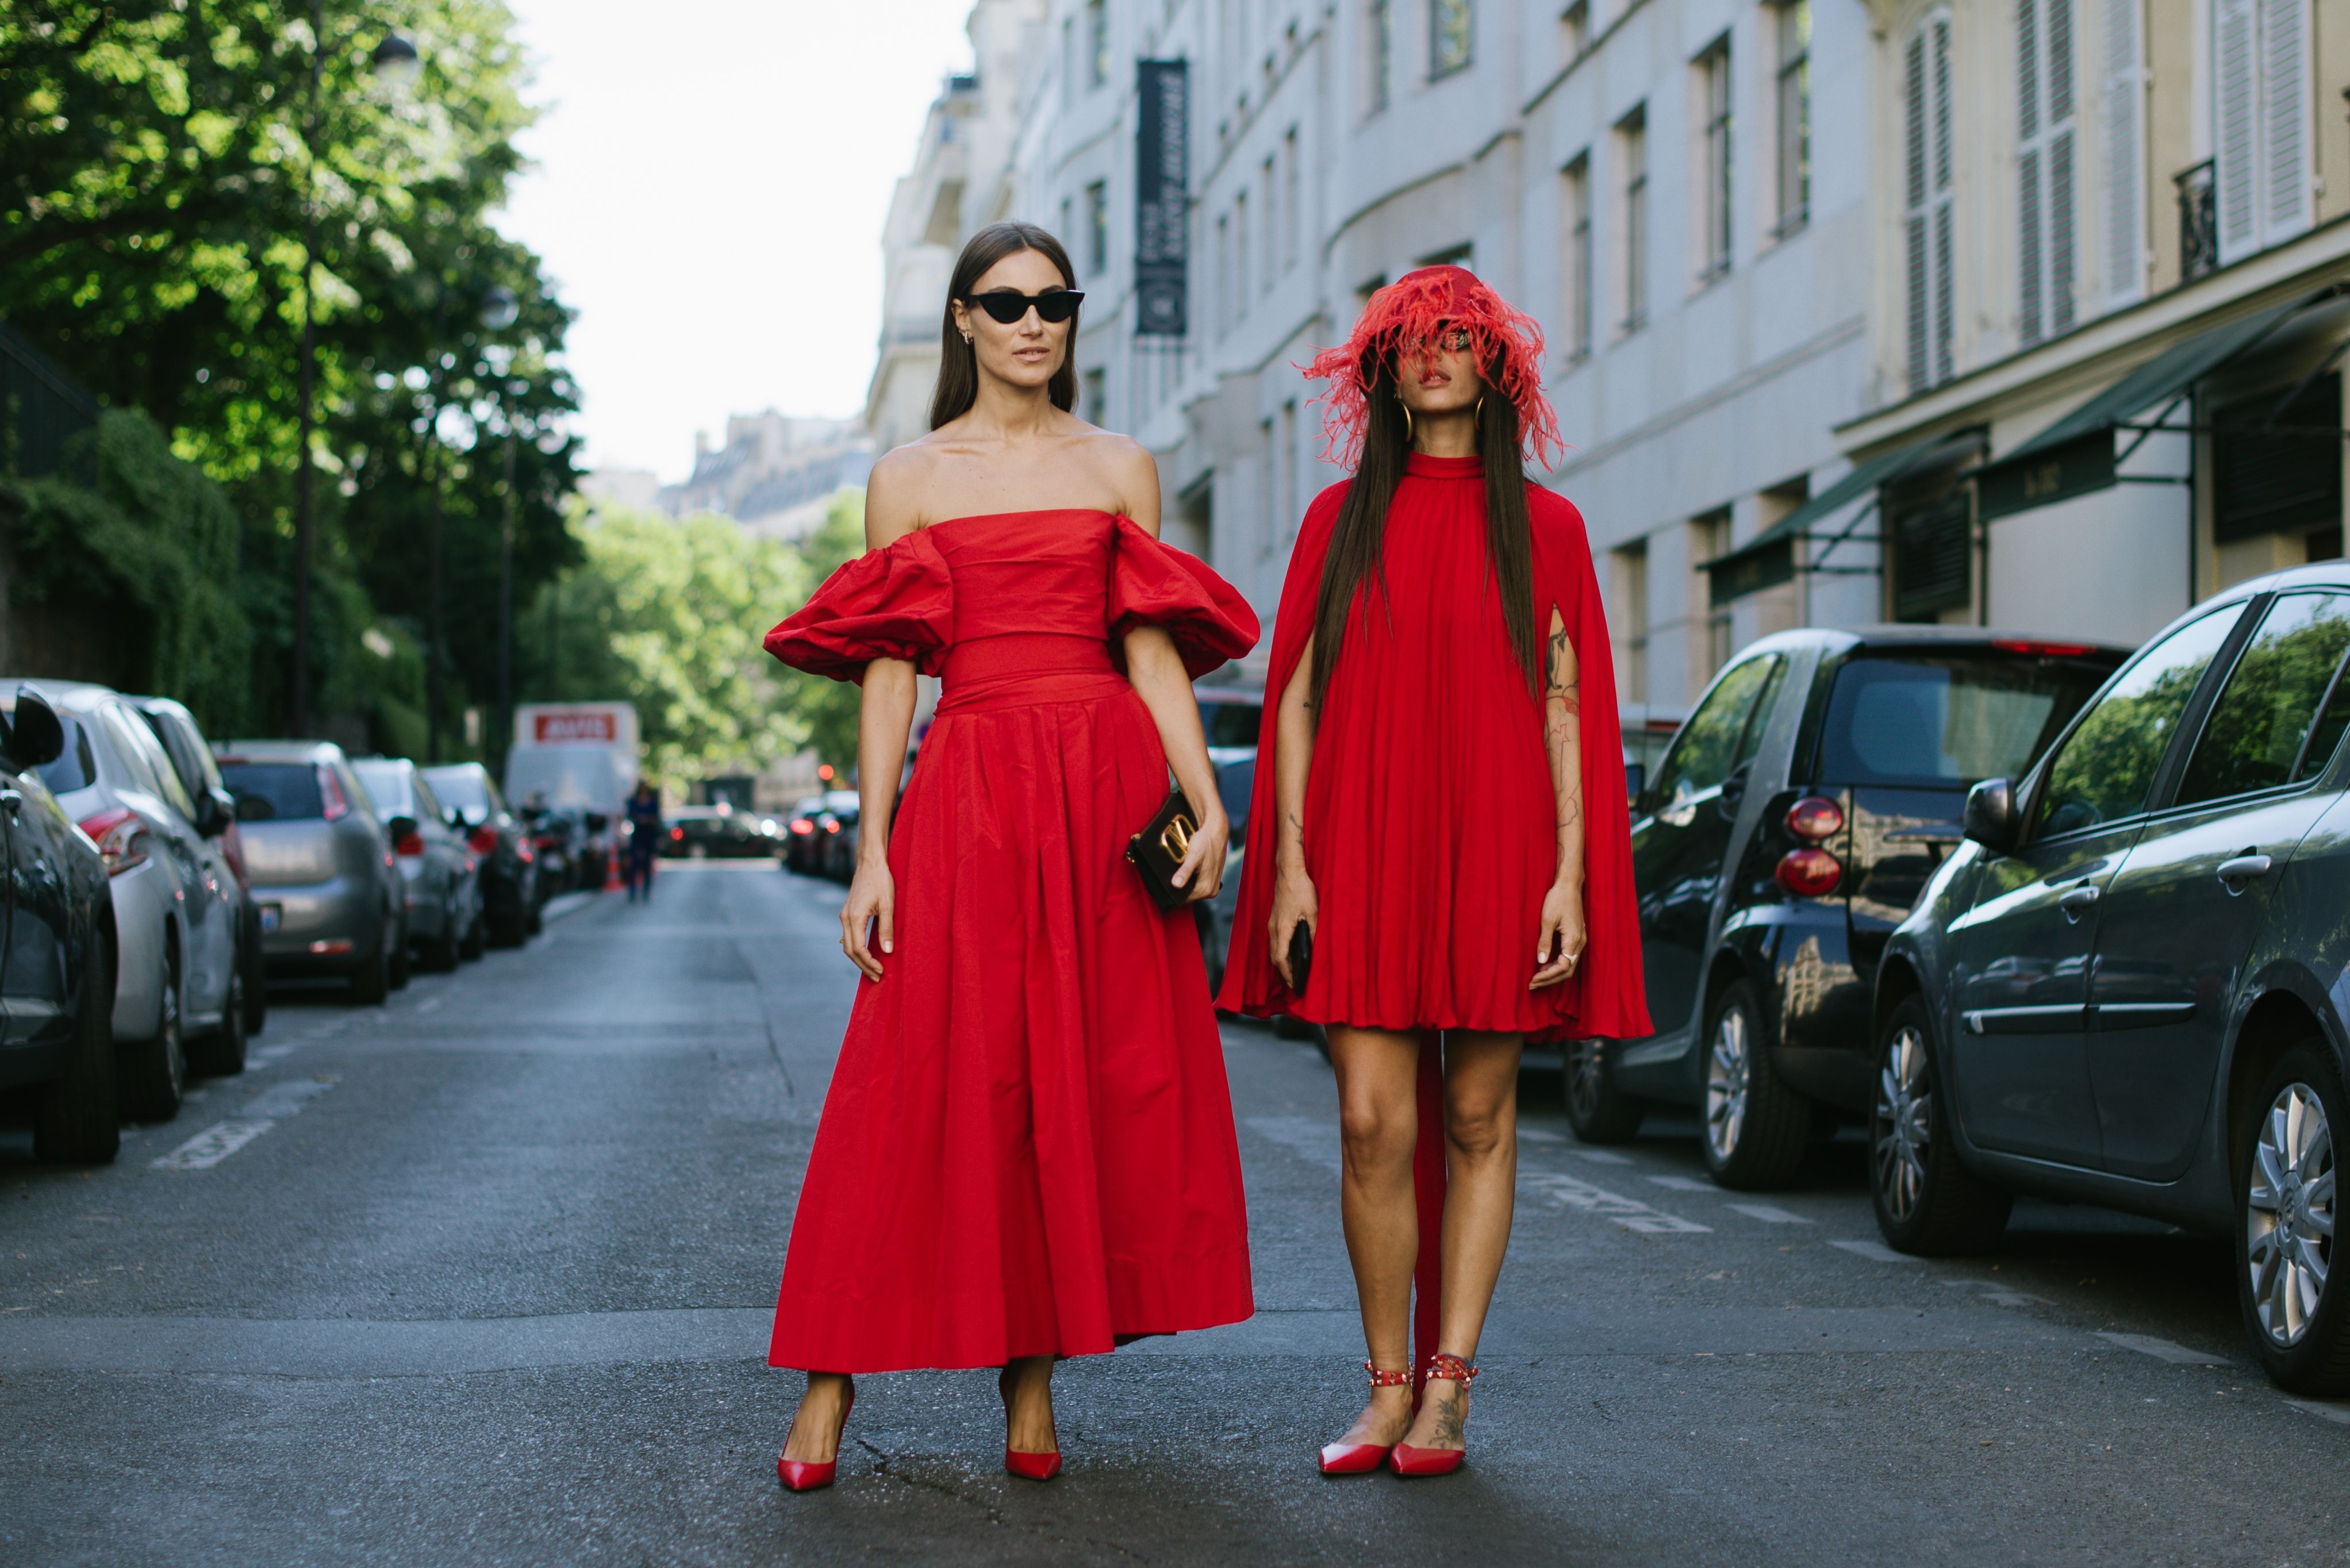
{"left": 1400, "top": 401, "right": 1414, "bottom": 443}
{"left": 1474, "top": 396, "right": 1485, "bottom": 427}
{"left": 961, "top": 332, "right": 973, "bottom": 345}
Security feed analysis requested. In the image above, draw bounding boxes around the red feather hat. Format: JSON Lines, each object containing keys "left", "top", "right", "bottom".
{"left": 1302, "top": 264, "right": 1565, "bottom": 472}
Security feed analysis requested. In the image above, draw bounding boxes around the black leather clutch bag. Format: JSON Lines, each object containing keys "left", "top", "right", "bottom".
{"left": 1285, "top": 921, "right": 1312, "bottom": 994}
{"left": 1125, "top": 788, "right": 1200, "bottom": 912}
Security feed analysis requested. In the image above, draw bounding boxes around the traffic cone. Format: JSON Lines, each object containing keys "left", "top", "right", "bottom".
{"left": 604, "top": 839, "right": 624, "bottom": 893}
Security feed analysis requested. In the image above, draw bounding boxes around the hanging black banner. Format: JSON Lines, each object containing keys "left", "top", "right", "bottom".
{"left": 1135, "top": 59, "right": 1188, "bottom": 337}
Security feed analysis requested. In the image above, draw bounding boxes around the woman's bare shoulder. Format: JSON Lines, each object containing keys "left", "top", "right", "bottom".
{"left": 863, "top": 443, "right": 944, "bottom": 547}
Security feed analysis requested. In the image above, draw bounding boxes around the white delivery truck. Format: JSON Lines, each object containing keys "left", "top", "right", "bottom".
{"left": 505, "top": 702, "right": 640, "bottom": 818}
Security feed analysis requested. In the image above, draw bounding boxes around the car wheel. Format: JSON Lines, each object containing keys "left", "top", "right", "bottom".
{"left": 1565, "top": 1038, "right": 1647, "bottom": 1144}
{"left": 34, "top": 931, "right": 118, "bottom": 1164}
{"left": 387, "top": 914, "right": 412, "bottom": 991}
{"left": 242, "top": 915, "right": 268, "bottom": 1035}
{"left": 189, "top": 956, "right": 248, "bottom": 1077}
{"left": 1699, "top": 979, "right": 1813, "bottom": 1190}
{"left": 524, "top": 891, "right": 544, "bottom": 936}
{"left": 460, "top": 906, "right": 489, "bottom": 960}
{"left": 350, "top": 924, "right": 391, "bottom": 1006}
{"left": 489, "top": 899, "right": 525, "bottom": 949}
{"left": 428, "top": 898, "right": 463, "bottom": 971}
{"left": 2237, "top": 1042, "right": 2350, "bottom": 1393}
{"left": 1869, "top": 995, "right": 2012, "bottom": 1254}
{"left": 120, "top": 948, "right": 187, "bottom": 1122}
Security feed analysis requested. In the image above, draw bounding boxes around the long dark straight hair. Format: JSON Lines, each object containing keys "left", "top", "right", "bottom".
{"left": 1307, "top": 351, "right": 1539, "bottom": 717}
{"left": 928, "top": 221, "right": 1081, "bottom": 430}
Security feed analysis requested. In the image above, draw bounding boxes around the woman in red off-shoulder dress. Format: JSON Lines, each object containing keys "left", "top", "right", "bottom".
{"left": 761, "top": 223, "right": 1258, "bottom": 1490}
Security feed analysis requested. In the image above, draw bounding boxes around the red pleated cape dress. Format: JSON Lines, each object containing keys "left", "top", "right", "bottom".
{"left": 761, "top": 510, "right": 1260, "bottom": 1373}
{"left": 1216, "top": 459, "right": 1652, "bottom": 1375}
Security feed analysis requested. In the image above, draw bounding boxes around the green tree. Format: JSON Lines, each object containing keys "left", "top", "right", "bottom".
{"left": 785, "top": 489, "right": 869, "bottom": 773}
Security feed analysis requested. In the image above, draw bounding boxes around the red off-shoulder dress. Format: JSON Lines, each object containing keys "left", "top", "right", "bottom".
{"left": 761, "top": 509, "right": 1261, "bottom": 1373}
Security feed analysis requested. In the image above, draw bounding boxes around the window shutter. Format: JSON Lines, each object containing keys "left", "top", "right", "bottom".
{"left": 1931, "top": 19, "right": 1955, "bottom": 385}
{"left": 1906, "top": 30, "right": 1930, "bottom": 395}
{"left": 2259, "top": 0, "right": 2311, "bottom": 240}
{"left": 2046, "top": 0, "right": 2075, "bottom": 332}
{"left": 2019, "top": 0, "right": 2076, "bottom": 344}
{"left": 2018, "top": 0, "right": 2044, "bottom": 343}
{"left": 2101, "top": 0, "right": 2145, "bottom": 308}
{"left": 2214, "top": 0, "right": 2259, "bottom": 263}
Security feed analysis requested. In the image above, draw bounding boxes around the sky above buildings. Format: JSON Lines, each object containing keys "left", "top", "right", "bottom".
{"left": 498, "top": 0, "right": 976, "bottom": 481}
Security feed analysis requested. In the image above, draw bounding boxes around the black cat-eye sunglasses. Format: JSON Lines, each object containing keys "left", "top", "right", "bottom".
{"left": 962, "top": 289, "right": 1085, "bottom": 325}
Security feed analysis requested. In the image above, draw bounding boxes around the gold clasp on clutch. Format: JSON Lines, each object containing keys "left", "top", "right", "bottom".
{"left": 1160, "top": 815, "right": 1194, "bottom": 860}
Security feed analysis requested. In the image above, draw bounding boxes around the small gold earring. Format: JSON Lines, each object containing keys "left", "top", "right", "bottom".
{"left": 1474, "top": 396, "right": 1485, "bottom": 426}
{"left": 962, "top": 332, "right": 973, "bottom": 345}
{"left": 1400, "top": 401, "right": 1414, "bottom": 442}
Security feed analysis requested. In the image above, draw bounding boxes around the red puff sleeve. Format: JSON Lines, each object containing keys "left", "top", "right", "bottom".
{"left": 1105, "top": 517, "right": 1262, "bottom": 679}
{"left": 763, "top": 528, "right": 955, "bottom": 684}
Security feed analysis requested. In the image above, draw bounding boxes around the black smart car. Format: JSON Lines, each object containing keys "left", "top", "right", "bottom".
{"left": 1568, "top": 626, "right": 2124, "bottom": 1189}
{"left": 1874, "top": 564, "right": 2350, "bottom": 1391}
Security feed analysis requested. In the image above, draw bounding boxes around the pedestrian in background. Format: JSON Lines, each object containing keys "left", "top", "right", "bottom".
{"left": 623, "top": 778, "right": 661, "bottom": 901}
{"left": 1219, "top": 266, "right": 1651, "bottom": 1475}
{"left": 761, "top": 221, "right": 1258, "bottom": 1490}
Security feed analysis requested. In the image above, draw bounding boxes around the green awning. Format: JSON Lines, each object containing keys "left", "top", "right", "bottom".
{"left": 1704, "top": 429, "right": 1983, "bottom": 606}
{"left": 1976, "top": 290, "right": 2334, "bottom": 520}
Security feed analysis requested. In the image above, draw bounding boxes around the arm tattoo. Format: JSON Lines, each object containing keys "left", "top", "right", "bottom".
{"left": 1544, "top": 628, "right": 1572, "bottom": 695}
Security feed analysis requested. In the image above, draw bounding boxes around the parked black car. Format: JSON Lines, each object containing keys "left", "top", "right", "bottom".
{"left": 660, "top": 804, "right": 782, "bottom": 859}
{"left": 423, "top": 763, "right": 541, "bottom": 944}
{"left": 1568, "top": 626, "right": 2124, "bottom": 1189}
{"left": 782, "top": 795, "right": 828, "bottom": 875}
{"left": 1875, "top": 566, "right": 2350, "bottom": 1390}
{"left": 0, "top": 690, "right": 124, "bottom": 1162}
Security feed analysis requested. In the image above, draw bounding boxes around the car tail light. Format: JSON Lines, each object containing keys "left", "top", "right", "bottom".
{"left": 469, "top": 826, "right": 498, "bottom": 855}
{"left": 394, "top": 831, "right": 425, "bottom": 857}
{"left": 1776, "top": 847, "right": 1843, "bottom": 898}
{"left": 309, "top": 938, "right": 354, "bottom": 955}
{"left": 1992, "top": 638, "right": 2097, "bottom": 658}
{"left": 317, "top": 766, "right": 350, "bottom": 820}
{"left": 516, "top": 842, "right": 533, "bottom": 863}
{"left": 670, "top": 825, "right": 685, "bottom": 840}
{"left": 789, "top": 818, "right": 814, "bottom": 835}
{"left": 79, "top": 807, "right": 151, "bottom": 876}
{"left": 1784, "top": 795, "right": 1844, "bottom": 841}
{"left": 823, "top": 820, "right": 840, "bottom": 834}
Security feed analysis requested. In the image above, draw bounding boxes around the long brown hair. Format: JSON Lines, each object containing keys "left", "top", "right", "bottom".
{"left": 928, "top": 221, "right": 1081, "bottom": 429}
{"left": 1308, "top": 350, "right": 1539, "bottom": 717}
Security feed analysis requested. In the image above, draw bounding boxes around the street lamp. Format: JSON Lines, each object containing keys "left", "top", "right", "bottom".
{"left": 290, "top": 18, "right": 423, "bottom": 737}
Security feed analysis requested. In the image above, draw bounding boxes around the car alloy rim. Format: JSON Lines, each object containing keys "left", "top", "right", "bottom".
{"left": 2246, "top": 1082, "right": 2335, "bottom": 1348}
{"left": 1874, "top": 1025, "right": 1931, "bottom": 1223}
{"left": 1704, "top": 1007, "right": 1749, "bottom": 1160}
{"left": 1569, "top": 1040, "right": 1606, "bottom": 1121}
{"left": 162, "top": 976, "right": 184, "bottom": 1094}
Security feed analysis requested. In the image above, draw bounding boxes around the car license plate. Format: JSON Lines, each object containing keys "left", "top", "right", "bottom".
{"left": 259, "top": 904, "right": 282, "bottom": 932}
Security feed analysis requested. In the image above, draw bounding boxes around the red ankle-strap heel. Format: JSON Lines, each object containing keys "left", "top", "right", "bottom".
{"left": 776, "top": 1383, "right": 855, "bottom": 1492}
{"left": 1389, "top": 1354, "right": 1477, "bottom": 1478}
{"left": 1318, "top": 1361, "right": 1413, "bottom": 1475}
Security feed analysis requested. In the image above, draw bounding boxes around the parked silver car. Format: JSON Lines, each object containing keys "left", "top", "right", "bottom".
{"left": 216, "top": 740, "right": 406, "bottom": 1004}
{"left": 352, "top": 758, "right": 484, "bottom": 972}
{"left": 7, "top": 681, "right": 248, "bottom": 1121}
{"left": 132, "top": 695, "right": 267, "bottom": 1045}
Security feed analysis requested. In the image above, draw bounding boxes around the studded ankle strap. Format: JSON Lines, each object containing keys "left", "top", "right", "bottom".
{"left": 1364, "top": 1359, "right": 1412, "bottom": 1388}
{"left": 1424, "top": 1352, "right": 1479, "bottom": 1388}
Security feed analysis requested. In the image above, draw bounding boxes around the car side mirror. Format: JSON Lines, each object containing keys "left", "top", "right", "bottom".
{"left": 199, "top": 786, "right": 235, "bottom": 836}
{"left": 6, "top": 690, "right": 65, "bottom": 769}
{"left": 1623, "top": 762, "right": 1646, "bottom": 803}
{"left": 1717, "top": 760, "right": 1751, "bottom": 821}
{"left": 387, "top": 814, "right": 418, "bottom": 843}
{"left": 1963, "top": 778, "right": 2019, "bottom": 854}
{"left": 235, "top": 794, "right": 276, "bottom": 823}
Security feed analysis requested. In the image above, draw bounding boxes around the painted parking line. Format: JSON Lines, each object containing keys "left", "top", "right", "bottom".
{"left": 1570, "top": 1149, "right": 1633, "bottom": 1166}
{"left": 1728, "top": 1202, "right": 1813, "bottom": 1225}
{"left": 1519, "top": 1170, "right": 1711, "bottom": 1234}
{"left": 1830, "top": 1239, "right": 1917, "bottom": 1263}
{"left": 1519, "top": 1128, "right": 1564, "bottom": 1143}
{"left": 151, "top": 1078, "right": 337, "bottom": 1171}
{"left": 1646, "top": 1174, "right": 1714, "bottom": 1192}
{"left": 2095, "top": 1331, "right": 2229, "bottom": 1366}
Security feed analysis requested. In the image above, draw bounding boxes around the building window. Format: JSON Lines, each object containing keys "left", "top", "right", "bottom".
{"left": 1086, "top": 0, "right": 1108, "bottom": 89}
{"left": 2212, "top": 0, "right": 2313, "bottom": 266}
{"left": 1562, "top": 1, "right": 1589, "bottom": 66}
{"left": 1691, "top": 509, "right": 1734, "bottom": 681}
{"left": 1235, "top": 190, "right": 1251, "bottom": 313}
{"left": 2099, "top": 0, "right": 2144, "bottom": 307}
{"left": 2017, "top": 0, "right": 2077, "bottom": 346}
{"left": 1281, "top": 126, "right": 1301, "bottom": 274}
{"left": 1697, "top": 38, "right": 1733, "bottom": 284}
{"left": 1562, "top": 154, "right": 1592, "bottom": 363}
{"left": 1431, "top": 0, "right": 1473, "bottom": 78}
{"left": 1280, "top": 401, "right": 1299, "bottom": 535}
{"left": 1261, "top": 155, "right": 1278, "bottom": 293}
{"left": 1612, "top": 539, "right": 1650, "bottom": 703}
{"left": 1773, "top": 0, "right": 1811, "bottom": 235}
{"left": 1616, "top": 105, "right": 1648, "bottom": 333}
{"left": 1903, "top": 16, "right": 1955, "bottom": 394}
{"left": 1261, "top": 416, "right": 1278, "bottom": 552}
{"left": 1085, "top": 181, "right": 1109, "bottom": 276}
{"left": 1216, "top": 212, "right": 1232, "bottom": 337}
{"left": 1061, "top": 17, "right": 1076, "bottom": 108}
{"left": 1366, "top": 0, "right": 1392, "bottom": 112}
{"left": 1084, "top": 368, "right": 1107, "bottom": 427}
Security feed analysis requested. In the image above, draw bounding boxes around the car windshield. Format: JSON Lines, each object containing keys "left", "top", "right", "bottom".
{"left": 220, "top": 762, "right": 325, "bottom": 820}
{"left": 426, "top": 767, "right": 493, "bottom": 819}
{"left": 351, "top": 761, "right": 412, "bottom": 817}
{"left": 1818, "top": 652, "right": 2113, "bottom": 789}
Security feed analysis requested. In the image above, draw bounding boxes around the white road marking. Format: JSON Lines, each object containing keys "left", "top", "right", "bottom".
{"left": 1646, "top": 1174, "right": 1715, "bottom": 1192}
{"left": 1519, "top": 1128, "right": 1564, "bottom": 1143}
{"left": 2095, "top": 1331, "right": 2228, "bottom": 1366}
{"left": 1572, "top": 1149, "right": 1634, "bottom": 1166}
{"left": 1830, "top": 1239, "right": 1917, "bottom": 1263}
{"left": 1519, "top": 1170, "right": 1711, "bottom": 1234}
{"left": 151, "top": 1078, "right": 337, "bottom": 1172}
{"left": 414, "top": 995, "right": 446, "bottom": 1014}
{"left": 1728, "top": 1202, "right": 1813, "bottom": 1225}
{"left": 249, "top": 1044, "right": 297, "bottom": 1063}
{"left": 2286, "top": 1398, "right": 2350, "bottom": 1426}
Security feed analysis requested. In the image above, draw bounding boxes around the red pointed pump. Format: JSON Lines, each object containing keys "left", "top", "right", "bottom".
{"left": 1388, "top": 1354, "right": 1477, "bottom": 1478}
{"left": 999, "top": 1363, "right": 1062, "bottom": 1481}
{"left": 775, "top": 1382, "right": 854, "bottom": 1492}
{"left": 1318, "top": 1361, "right": 1414, "bottom": 1475}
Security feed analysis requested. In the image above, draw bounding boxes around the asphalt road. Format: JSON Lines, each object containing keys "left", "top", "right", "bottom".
{"left": 5, "top": 860, "right": 2349, "bottom": 1566}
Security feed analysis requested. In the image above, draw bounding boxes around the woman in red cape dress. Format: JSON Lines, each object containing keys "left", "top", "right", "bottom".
{"left": 762, "top": 223, "right": 1257, "bottom": 1490}
{"left": 1217, "top": 266, "right": 1650, "bottom": 1475}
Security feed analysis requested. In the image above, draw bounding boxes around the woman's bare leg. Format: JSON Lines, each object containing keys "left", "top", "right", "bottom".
{"left": 1001, "top": 1354, "right": 1058, "bottom": 1453}
{"left": 1327, "top": 1024, "right": 1423, "bottom": 1445}
{"left": 781, "top": 1371, "right": 853, "bottom": 1462}
{"left": 1401, "top": 1028, "right": 1523, "bottom": 1451}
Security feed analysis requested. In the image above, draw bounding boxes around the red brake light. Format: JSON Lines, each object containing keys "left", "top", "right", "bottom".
{"left": 469, "top": 826, "right": 498, "bottom": 855}
{"left": 79, "top": 807, "right": 149, "bottom": 876}
{"left": 1992, "top": 638, "right": 2097, "bottom": 658}
{"left": 318, "top": 766, "right": 350, "bottom": 820}
{"left": 789, "top": 818, "right": 813, "bottom": 834}
{"left": 517, "top": 843, "right": 533, "bottom": 863}
{"left": 394, "top": 831, "right": 425, "bottom": 857}
{"left": 670, "top": 826, "right": 685, "bottom": 840}
{"left": 1776, "top": 847, "right": 1843, "bottom": 898}
{"left": 1784, "top": 795, "right": 1844, "bottom": 840}
{"left": 823, "top": 819, "right": 840, "bottom": 833}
